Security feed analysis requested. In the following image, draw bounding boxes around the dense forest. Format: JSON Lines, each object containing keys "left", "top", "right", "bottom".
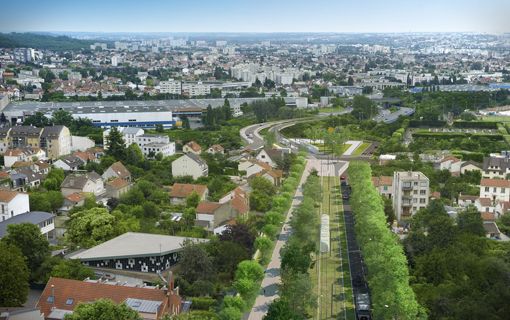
{"left": 0, "top": 33, "right": 95, "bottom": 50}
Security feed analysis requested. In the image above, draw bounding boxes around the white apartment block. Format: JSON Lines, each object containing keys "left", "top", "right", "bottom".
{"left": 160, "top": 79, "right": 182, "bottom": 95}
{"left": 103, "top": 127, "right": 145, "bottom": 149}
{"left": 136, "top": 134, "right": 176, "bottom": 158}
{"left": 0, "top": 190, "right": 30, "bottom": 222}
{"left": 392, "top": 171, "right": 430, "bottom": 221}
{"left": 182, "top": 82, "right": 211, "bottom": 97}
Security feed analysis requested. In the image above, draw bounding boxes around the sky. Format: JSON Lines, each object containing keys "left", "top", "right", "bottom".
{"left": 1, "top": 0, "right": 509, "bottom": 33}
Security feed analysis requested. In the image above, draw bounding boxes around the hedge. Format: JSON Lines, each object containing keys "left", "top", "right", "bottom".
{"left": 190, "top": 297, "right": 217, "bottom": 311}
{"left": 408, "top": 120, "right": 446, "bottom": 128}
{"left": 413, "top": 131, "right": 504, "bottom": 141}
{"left": 348, "top": 162, "right": 426, "bottom": 319}
{"left": 452, "top": 121, "right": 498, "bottom": 129}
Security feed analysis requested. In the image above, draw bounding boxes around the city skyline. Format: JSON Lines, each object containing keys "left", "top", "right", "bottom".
{"left": 2, "top": 0, "right": 510, "bottom": 34}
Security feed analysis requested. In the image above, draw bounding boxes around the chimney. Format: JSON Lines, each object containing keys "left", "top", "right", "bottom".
{"left": 167, "top": 271, "right": 174, "bottom": 291}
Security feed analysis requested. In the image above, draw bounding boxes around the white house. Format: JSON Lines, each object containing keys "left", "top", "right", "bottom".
{"left": 103, "top": 127, "right": 145, "bottom": 149}
{"left": 136, "top": 134, "right": 176, "bottom": 158}
{"left": 238, "top": 159, "right": 271, "bottom": 178}
{"left": 0, "top": 190, "right": 30, "bottom": 221}
{"left": 255, "top": 149, "right": 284, "bottom": 168}
{"left": 172, "top": 153, "right": 208, "bottom": 180}
{"left": 479, "top": 178, "right": 510, "bottom": 203}
{"left": 0, "top": 211, "right": 55, "bottom": 239}
{"left": 53, "top": 155, "right": 85, "bottom": 171}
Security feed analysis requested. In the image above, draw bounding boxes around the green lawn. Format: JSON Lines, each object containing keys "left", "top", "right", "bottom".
{"left": 312, "top": 143, "right": 351, "bottom": 156}
{"left": 352, "top": 142, "right": 371, "bottom": 156}
{"left": 311, "top": 176, "right": 355, "bottom": 320}
{"left": 479, "top": 115, "right": 510, "bottom": 123}
{"left": 319, "top": 106, "right": 345, "bottom": 114}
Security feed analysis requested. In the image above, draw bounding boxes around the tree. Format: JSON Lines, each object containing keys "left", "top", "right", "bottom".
{"left": 155, "top": 124, "right": 164, "bottom": 132}
{"left": 125, "top": 143, "right": 144, "bottom": 166}
{"left": 206, "top": 239, "right": 249, "bottom": 280}
{"left": 264, "top": 298, "right": 304, "bottom": 320}
{"left": 219, "top": 224, "right": 256, "bottom": 255}
{"left": 52, "top": 109, "right": 74, "bottom": 126}
{"left": 178, "top": 241, "right": 215, "bottom": 283}
{"left": 351, "top": 95, "right": 376, "bottom": 120}
{"left": 347, "top": 76, "right": 354, "bottom": 86}
{"left": 105, "top": 127, "right": 126, "bottom": 160}
{"left": 280, "top": 272, "right": 316, "bottom": 316}
{"left": 0, "top": 242, "right": 29, "bottom": 307}
{"left": 23, "top": 111, "right": 52, "bottom": 127}
{"left": 66, "top": 208, "right": 122, "bottom": 248}
{"left": 51, "top": 259, "right": 95, "bottom": 280}
{"left": 457, "top": 205, "right": 485, "bottom": 236}
{"left": 186, "top": 191, "right": 201, "bottom": 208}
{"left": 2, "top": 223, "right": 50, "bottom": 282}
{"left": 65, "top": 299, "right": 141, "bottom": 320}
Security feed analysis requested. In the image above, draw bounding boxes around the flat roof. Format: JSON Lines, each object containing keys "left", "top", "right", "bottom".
{"left": 2, "top": 98, "right": 273, "bottom": 115}
{"left": 68, "top": 232, "right": 208, "bottom": 261}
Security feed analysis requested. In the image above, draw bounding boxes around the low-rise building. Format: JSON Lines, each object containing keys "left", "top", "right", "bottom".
{"left": 372, "top": 176, "right": 394, "bottom": 199}
{"left": 183, "top": 141, "right": 202, "bottom": 155}
{"left": 103, "top": 127, "right": 145, "bottom": 149}
{"left": 479, "top": 178, "right": 510, "bottom": 202}
{"left": 0, "top": 190, "right": 30, "bottom": 221}
{"left": 105, "top": 177, "right": 131, "bottom": 199}
{"left": 171, "top": 153, "right": 208, "bottom": 180}
{"left": 61, "top": 172, "right": 105, "bottom": 197}
{"left": 136, "top": 134, "right": 176, "bottom": 158}
{"left": 102, "top": 161, "right": 131, "bottom": 182}
{"left": 482, "top": 155, "right": 510, "bottom": 179}
{"left": 169, "top": 183, "right": 208, "bottom": 204}
{"left": 53, "top": 155, "right": 85, "bottom": 171}
{"left": 207, "top": 144, "right": 224, "bottom": 155}
{"left": 0, "top": 211, "right": 54, "bottom": 239}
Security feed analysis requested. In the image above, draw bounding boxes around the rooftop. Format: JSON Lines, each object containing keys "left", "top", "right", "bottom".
{"left": 67, "top": 232, "right": 208, "bottom": 260}
{"left": 0, "top": 211, "right": 54, "bottom": 238}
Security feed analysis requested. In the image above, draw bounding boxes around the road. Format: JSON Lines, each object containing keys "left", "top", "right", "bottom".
{"left": 372, "top": 107, "right": 414, "bottom": 124}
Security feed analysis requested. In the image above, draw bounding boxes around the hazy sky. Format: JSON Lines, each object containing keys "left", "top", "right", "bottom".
{"left": 2, "top": 0, "right": 509, "bottom": 33}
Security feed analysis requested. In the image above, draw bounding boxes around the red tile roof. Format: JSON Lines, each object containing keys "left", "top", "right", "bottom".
{"left": 108, "top": 161, "right": 131, "bottom": 179}
{"left": 185, "top": 141, "right": 202, "bottom": 153}
{"left": 478, "top": 197, "right": 492, "bottom": 207}
{"left": 0, "top": 190, "right": 20, "bottom": 202}
{"left": 65, "top": 192, "right": 85, "bottom": 203}
{"left": 37, "top": 277, "right": 179, "bottom": 318}
{"left": 196, "top": 201, "right": 222, "bottom": 214}
{"left": 481, "top": 212, "right": 495, "bottom": 221}
{"left": 106, "top": 177, "right": 130, "bottom": 189}
{"left": 169, "top": 183, "right": 208, "bottom": 199}
{"left": 480, "top": 178, "right": 510, "bottom": 188}
{"left": 372, "top": 176, "right": 393, "bottom": 187}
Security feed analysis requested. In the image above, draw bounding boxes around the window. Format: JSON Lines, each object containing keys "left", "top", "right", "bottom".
{"left": 383, "top": 186, "right": 388, "bottom": 191}
{"left": 420, "top": 190, "right": 426, "bottom": 195}
{"left": 502, "top": 188, "right": 506, "bottom": 193}
{"left": 413, "top": 198, "right": 417, "bottom": 203}
{"left": 111, "top": 120, "right": 118, "bottom": 123}
{"left": 129, "top": 119, "right": 136, "bottom": 122}
{"left": 413, "top": 190, "right": 418, "bottom": 195}
{"left": 47, "top": 296, "right": 54, "bottom": 303}
{"left": 414, "top": 182, "right": 418, "bottom": 186}
{"left": 420, "top": 198, "right": 426, "bottom": 204}
{"left": 420, "top": 182, "right": 427, "bottom": 187}
{"left": 66, "top": 298, "right": 74, "bottom": 305}
{"left": 485, "top": 187, "right": 489, "bottom": 192}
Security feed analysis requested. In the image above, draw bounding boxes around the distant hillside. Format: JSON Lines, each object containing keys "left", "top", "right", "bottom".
{"left": 0, "top": 32, "right": 96, "bottom": 51}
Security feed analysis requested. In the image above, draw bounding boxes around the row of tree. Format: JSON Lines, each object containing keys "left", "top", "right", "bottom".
{"left": 347, "top": 162, "right": 426, "bottom": 319}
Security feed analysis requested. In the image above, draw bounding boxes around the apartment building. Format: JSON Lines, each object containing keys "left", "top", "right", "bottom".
{"left": 392, "top": 171, "right": 430, "bottom": 221}
{"left": 181, "top": 81, "right": 211, "bottom": 97}
{"left": 479, "top": 178, "right": 510, "bottom": 203}
{"left": 103, "top": 127, "right": 145, "bottom": 149}
{"left": 136, "top": 134, "right": 176, "bottom": 158}
{"left": 160, "top": 79, "right": 182, "bottom": 95}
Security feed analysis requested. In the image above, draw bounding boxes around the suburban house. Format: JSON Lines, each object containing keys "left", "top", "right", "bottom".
{"left": 238, "top": 159, "right": 272, "bottom": 178}
{"left": 0, "top": 211, "right": 55, "bottom": 239}
{"left": 67, "top": 232, "right": 208, "bottom": 273}
{"left": 14, "top": 167, "right": 45, "bottom": 189}
{"left": 102, "top": 161, "right": 132, "bottom": 182}
{"left": 105, "top": 177, "right": 132, "bottom": 198}
{"left": 475, "top": 197, "right": 496, "bottom": 215}
{"left": 196, "top": 189, "right": 249, "bottom": 231}
{"left": 479, "top": 178, "right": 510, "bottom": 202}
{"left": 4, "top": 147, "right": 46, "bottom": 168}
{"left": 0, "top": 190, "right": 30, "bottom": 221}
{"left": 169, "top": 183, "right": 208, "bottom": 204}
{"left": 255, "top": 169, "right": 283, "bottom": 186}
{"left": 60, "top": 192, "right": 86, "bottom": 213}
{"left": 172, "top": 153, "right": 208, "bottom": 179}
{"left": 207, "top": 144, "right": 224, "bottom": 155}
{"left": 372, "top": 176, "right": 394, "bottom": 199}
{"left": 40, "top": 125, "right": 72, "bottom": 159}
{"left": 61, "top": 172, "right": 105, "bottom": 197}
{"left": 183, "top": 141, "right": 202, "bottom": 155}
{"left": 482, "top": 155, "right": 510, "bottom": 179}
{"left": 73, "top": 150, "right": 99, "bottom": 164}
{"left": 439, "top": 156, "right": 462, "bottom": 175}
{"left": 37, "top": 276, "right": 182, "bottom": 319}
{"left": 458, "top": 194, "right": 478, "bottom": 207}
{"left": 53, "top": 155, "right": 85, "bottom": 171}
{"left": 256, "top": 148, "right": 285, "bottom": 168}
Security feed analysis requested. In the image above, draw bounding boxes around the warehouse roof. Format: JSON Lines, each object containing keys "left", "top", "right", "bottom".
{"left": 68, "top": 232, "right": 208, "bottom": 260}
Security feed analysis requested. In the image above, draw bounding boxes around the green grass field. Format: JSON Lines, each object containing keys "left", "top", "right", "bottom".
{"left": 311, "top": 176, "right": 355, "bottom": 320}
{"left": 479, "top": 115, "right": 510, "bottom": 123}
{"left": 352, "top": 142, "right": 371, "bottom": 156}
{"left": 319, "top": 106, "right": 345, "bottom": 114}
{"left": 312, "top": 143, "right": 351, "bottom": 155}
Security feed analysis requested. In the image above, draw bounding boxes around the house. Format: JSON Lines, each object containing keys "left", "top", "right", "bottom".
{"left": 479, "top": 178, "right": 510, "bottom": 202}
{"left": 0, "top": 211, "right": 55, "bottom": 239}
{"left": 238, "top": 159, "right": 272, "bottom": 178}
{"left": 14, "top": 167, "right": 45, "bottom": 189}
{"left": 169, "top": 183, "right": 208, "bottom": 204}
{"left": 4, "top": 147, "right": 46, "bottom": 168}
{"left": 379, "top": 154, "right": 396, "bottom": 165}
{"left": 40, "top": 125, "right": 72, "bottom": 159}
{"left": 458, "top": 194, "right": 478, "bottom": 207}
{"left": 439, "top": 156, "right": 462, "bottom": 175}
{"left": 196, "top": 188, "right": 249, "bottom": 231}
{"left": 255, "top": 169, "right": 283, "bottom": 186}
{"left": 460, "top": 161, "right": 482, "bottom": 174}
{"left": 34, "top": 160, "right": 51, "bottom": 174}
{"left": 495, "top": 200, "right": 510, "bottom": 218}
{"left": 60, "top": 192, "right": 86, "bottom": 213}
{"left": 482, "top": 155, "right": 510, "bottom": 179}
{"left": 73, "top": 150, "right": 98, "bottom": 164}
{"left": 372, "top": 176, "right": 393, "bottom": 199}
{"left": 37, "top": 276, "right": 182, "bottom": 319}
{"left": 102, "top": 161, "right": 132, "bottom": 182}
{"left": 0, "top": 190, "right": 30, "bottom": 221}
{"left": 392, "top": 171, "right": 430, "bottom": 221}
{"left": 483, "top": 221, "right": 501, "bottom": 239}
{"left": 67, "top": 232, "right": 208, "bottom": 273}
{"left": 475, "top": 197, "right": 496, "bottom": 215}
{"left": 183, "top": 141, "right": 202, "bottom": 155}
{"left": 105, "top": 177, "right": 131, "bottom": 199}
{"left": 207, "top": 144, "right": 224, "bottom": 155}
{"left": 171, "top": 153, "right": 208, "bottom": 180}
{"left": 256, "top": 148, "right": 285, "bottom": 168}
{"left": 53, "top": 155, "right": 85, "bottom": 171}
{"left": 61, "top": 172, "right": 105, "bottom": 197}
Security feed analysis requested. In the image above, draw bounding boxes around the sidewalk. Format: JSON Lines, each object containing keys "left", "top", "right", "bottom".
{"left": 246, "top": 160, "right": 312, "bottom": 320}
